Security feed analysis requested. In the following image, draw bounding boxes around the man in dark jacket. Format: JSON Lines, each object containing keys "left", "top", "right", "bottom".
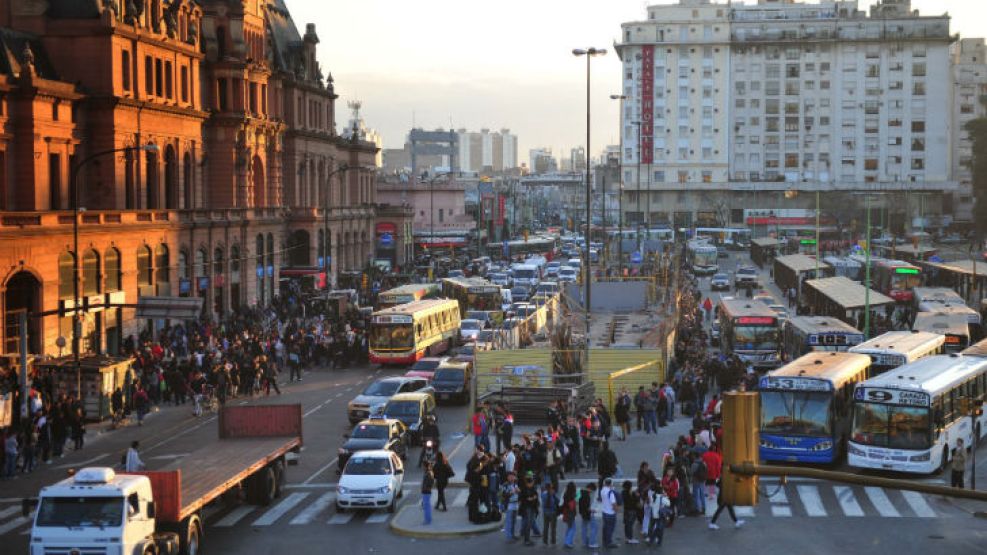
{"left": 597, "top": 441, "right": 618, "bottom": 491}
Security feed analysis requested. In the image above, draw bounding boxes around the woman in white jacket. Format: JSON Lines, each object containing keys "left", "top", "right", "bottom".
{"left": 645, "top": 484, "right": 671, "bottom": 545}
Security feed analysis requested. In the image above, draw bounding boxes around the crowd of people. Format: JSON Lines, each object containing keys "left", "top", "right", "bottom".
{"left": 1, "top": 292, "right": 370, "bottom": 480}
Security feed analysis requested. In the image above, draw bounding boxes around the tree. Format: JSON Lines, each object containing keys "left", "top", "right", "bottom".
{"left": 965, "top": 110, "right": 987, "bottom": 243}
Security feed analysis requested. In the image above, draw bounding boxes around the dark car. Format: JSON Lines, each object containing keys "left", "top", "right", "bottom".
{"left": 431, "top": 362, "right": 471, "bottom": 405}
{"left": 337, "top": 418, "right": 408, "bottom": 473}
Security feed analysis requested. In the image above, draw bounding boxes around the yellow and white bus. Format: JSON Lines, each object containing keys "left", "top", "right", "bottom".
{"left": 377, "top": 283, "right": 440, "bottom": 309}
{"left": 848, "top": 330, "right": 945, "bottom": 375}
{"left": 758, "top": 351, "right": 872, "bottom": 464}
{"left": 912, "top": 312, "right": 973, "bottom": 354}
{"left": 369, "top": 299, "right": 461, "bottom": 365}
{"left": 849, "top": 354, "right": 987, "bottom": 474}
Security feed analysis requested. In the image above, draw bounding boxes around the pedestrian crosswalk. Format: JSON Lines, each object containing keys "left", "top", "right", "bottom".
{"left": 0, "top": 481, "right": 966, "bottom": 538}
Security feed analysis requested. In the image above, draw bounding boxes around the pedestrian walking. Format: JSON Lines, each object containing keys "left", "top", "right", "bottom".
{"left": 433, "top": 452, "right": 454, "bottom": 511}
{"left": 645, "top": 484, "right": 670, "bottom": 545}
{"left": 124, "top": 440, "right": 145, "bottom": 472}
{"left": 421, "top": 462, "right": 434, "bottom": 525}
{"left": 951, "top": 439, "right": 967, "bottom": 489}
{"left": 708, "top": 477, "right": 745, "bottom": 530}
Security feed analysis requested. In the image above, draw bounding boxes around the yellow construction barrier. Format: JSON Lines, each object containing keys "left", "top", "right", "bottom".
{"left": 606, "top": 359, "right": 664, "bottom": 416}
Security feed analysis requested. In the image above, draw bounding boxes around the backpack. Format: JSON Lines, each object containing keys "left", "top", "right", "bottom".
{"left": 694, "top": 459, "right": 708, "bottom": 482}
{"left": 578, "top": 491, "right": 591, "bottom": 518}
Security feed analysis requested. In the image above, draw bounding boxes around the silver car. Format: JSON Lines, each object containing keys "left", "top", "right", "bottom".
{"left": 347, "top": 377, "right": 430, "bottom": 424}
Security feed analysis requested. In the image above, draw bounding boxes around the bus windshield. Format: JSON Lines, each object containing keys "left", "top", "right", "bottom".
{"left": 369, "top": 324, "right": 414, "bottom": 350}
{"left": 734, "top": 325, "right": 779, "bottom": 351}
{"left": 891, "top": 273, "right": 921, "bottom": 291}
{"left": 851, "top": 402, "right": 931, "bottom": 450}
{"left": 468, "top": 292, "right": 501, "bottom": 311}
{"left": 694, "top": 250, "right": 717, "bottom": 267}
{"left": 760, "top": 391, "right": 832, "bottom": 436}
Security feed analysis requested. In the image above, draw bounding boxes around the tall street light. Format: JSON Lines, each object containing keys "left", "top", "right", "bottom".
{"left": 423, "top": 171, "right": 454, "bottom": 280}
{"left": 71, "top": 144, "right": 158, "bottom": 394}
{"left": 610, "top": 94, "right": 627, "bottom": 276}
{"left": 573, "top": 46, "right": 606, "bottom": 343}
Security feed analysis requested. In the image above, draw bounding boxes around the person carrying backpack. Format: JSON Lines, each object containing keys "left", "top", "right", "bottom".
{"left": 579, "top": 483, "right": 599, "bottom": 549}
{"left": 691, "top": 452, "right": 709, "bottom": 514}
{"left": 561, "top": 482, "right": 579, "bottom": 548}
{"left": 541, "top": 482, "right": 560, "bottom": 545}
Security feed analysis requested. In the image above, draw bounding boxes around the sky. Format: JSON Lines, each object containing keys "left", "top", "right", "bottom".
{"left": 289, "top": 0, "right": 987, "bottom": 165}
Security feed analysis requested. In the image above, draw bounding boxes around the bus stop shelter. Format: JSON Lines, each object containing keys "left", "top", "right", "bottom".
{"left": 751, "top": 238, "right": 784, "bottom": 268}
{"left": 775, "top": 254, "right": 831, "bottom": 296}
{"left": 803, "top": 276, "right": 894, "bottom": 329}
{"left": 918, "top": 259, "right": 987, "bottom": 304}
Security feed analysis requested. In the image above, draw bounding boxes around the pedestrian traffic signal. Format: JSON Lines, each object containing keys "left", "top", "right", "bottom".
{"left": 721, "top": 392, "right": 759, "bottom": 507}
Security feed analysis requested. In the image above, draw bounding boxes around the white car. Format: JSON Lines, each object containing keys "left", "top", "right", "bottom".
{"left": 459, "top": 318, "right": 482, "bottom": 342}
{"left": 336, "top": 450, "right": 404, "bottom": 513}
{"left": 558, "top": 268, "right": 578, "bottom": 283}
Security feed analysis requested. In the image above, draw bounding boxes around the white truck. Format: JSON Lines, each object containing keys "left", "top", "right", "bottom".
{"left": 24, "top": 404, "right": 302, "bottom": 555}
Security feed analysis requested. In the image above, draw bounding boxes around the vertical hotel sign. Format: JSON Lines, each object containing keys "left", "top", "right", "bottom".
{"left": 640, "top": 45, "right": 654, "bottom": 165}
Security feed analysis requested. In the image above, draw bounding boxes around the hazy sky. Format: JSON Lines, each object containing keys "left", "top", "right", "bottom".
{"left": 289, "top": 0, "right": 985, "bottom": 164}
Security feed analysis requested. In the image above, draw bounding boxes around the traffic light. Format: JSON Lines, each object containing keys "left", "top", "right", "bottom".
{"left": 721, "top": 392, "right": 759, "bottom": 506}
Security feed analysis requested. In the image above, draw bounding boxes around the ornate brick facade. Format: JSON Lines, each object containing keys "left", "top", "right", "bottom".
{"left": 0, "top": 0, "right": 378, "bottom": 357}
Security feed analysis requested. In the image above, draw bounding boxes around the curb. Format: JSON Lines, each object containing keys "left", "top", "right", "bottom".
{"left": 388, "top": 504, "right": 502, "bottom": 539}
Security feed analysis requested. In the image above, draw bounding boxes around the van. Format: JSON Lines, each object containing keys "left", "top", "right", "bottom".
{"left": 383, "top": 392, "right": 437, "bottom": 445}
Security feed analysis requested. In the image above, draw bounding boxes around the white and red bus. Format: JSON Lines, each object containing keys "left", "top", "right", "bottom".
{"left": 369, "top": 299, "right": 461, "bottom": 365}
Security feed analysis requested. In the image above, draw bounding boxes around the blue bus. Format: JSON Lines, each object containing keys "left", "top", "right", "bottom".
{"left": 758, "top": 351, "right": 872, "bottom": 464}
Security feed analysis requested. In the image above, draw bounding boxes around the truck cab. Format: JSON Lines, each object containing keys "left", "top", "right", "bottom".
{"left": 30, "top": 467, "right": 179, "bottom": 555}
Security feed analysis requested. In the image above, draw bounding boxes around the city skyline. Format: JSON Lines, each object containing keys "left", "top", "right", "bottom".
{"left": 293, "top": 0, "right": 987, "bottom": 166}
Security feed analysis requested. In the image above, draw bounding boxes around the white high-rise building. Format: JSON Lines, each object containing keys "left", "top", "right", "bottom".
{"left": 950, "top": 38, "right": 987, "bottom": 226}
{"left": 616, "top": 0, "right": 730, "bottom": 227}
{"left": 616, "top": 0, "right": 958, "bottom": 232}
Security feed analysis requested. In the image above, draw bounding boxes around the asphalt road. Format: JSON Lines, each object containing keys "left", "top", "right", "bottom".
{"left": 6, "top": 253, "right": 987, "bottom": 554}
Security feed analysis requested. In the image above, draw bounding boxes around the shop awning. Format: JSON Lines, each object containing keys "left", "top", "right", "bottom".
{"left": 135, "top": 296, "right": 203, "bottom": 320}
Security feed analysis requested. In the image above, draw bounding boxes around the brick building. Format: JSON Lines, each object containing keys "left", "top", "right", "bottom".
{"left": 0, "top": 0, "right": 378, "bottom": 357}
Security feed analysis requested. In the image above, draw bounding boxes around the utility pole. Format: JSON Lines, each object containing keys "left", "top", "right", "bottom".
{"left": 864, "top": 198, "right": 871, "bottom": 339}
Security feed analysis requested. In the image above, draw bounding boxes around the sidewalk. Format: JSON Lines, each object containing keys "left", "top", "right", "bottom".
{"left": 390, "top": 500, "right": 502, "bottom": 538}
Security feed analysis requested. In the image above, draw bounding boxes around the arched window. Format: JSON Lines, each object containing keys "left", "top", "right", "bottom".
{"left": 136, "top": 245, "right": 152, "bottom": 288}
{"left": 155, "top": 244, "right": 170, "bottom": 285}
{"left": 82, "top": 249, "right": 101, "bottom": 296}
{"left": 164, "top": 145, "right": 178, "bottom": 209}
{"left": 104, "top": 247, "right": 121, "bottom": 292}
{"left": 183, "top": 152, "right": 193, "bottom": 209}
{"left": 230, "top": 245, "right": 241, "bottom": 280}
{"left": 213, "top": 247, "right": 224, "bottom": 276}
{"left": 178, "top": 250, "right": 190, "bottom": 280}
{"left": 195, "top": 248, "right": 207, "bottom": 278}
{"left": 58, "top": 251, "right": 75, "bottom": 300}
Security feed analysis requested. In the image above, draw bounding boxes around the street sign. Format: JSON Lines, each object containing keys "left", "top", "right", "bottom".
{"left": 380, "top": 232, "right": 393, "bottom": 247}
{"left": 631, "top": 251, "right": 643, "bottom": 264}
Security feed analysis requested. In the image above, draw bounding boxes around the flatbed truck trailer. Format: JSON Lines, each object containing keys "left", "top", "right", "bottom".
{"left": 25, "top": 404, "right": 302, "bottom": 555}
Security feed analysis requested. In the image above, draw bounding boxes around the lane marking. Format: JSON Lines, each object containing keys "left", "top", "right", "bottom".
{"left": 252, "top": 492, "right": 309, "bottom": 526}
{"left": 327, "top": 512, "right": 355, "bottom": 525}
{"left": 902, "top": 491, "right": 936, "bottom": 518}
{"left": 771, "top": 504, "right": 792, "bottom": 517}
{"left": 796, "top": 485, "right": 827, "bottom": 517}
{"left": 864, "top": 487, "right": 900, "bottom": 518}
{"left": 0, "top": 516, "right": 31, "bottom": 535}
{"left": 290, "top": 492, "right": 335, "bottom": 525}
{"left": 365, "top": 512, "right": 390, "bottom": 524}
{"left": 735, "top": 506, "right": 755, "bottom": 517}
{"left": 302, "top": 458, "right": 338, "bottom": 485}
{"left": 303, "top": 400, "right": 331, "bottom": 418}
{"left": 56, "top": 453, "right": 109, "bottom": 470}
{"left": 0, "top": 506, "right": 21, "bottom": 520}
{"left": 149, "top": 453, "right": 190, "bottom": 460}
{"left": 834, "top": 486, "right": 864, "bottom": 517}
{"left": 215, "top": 506, "right": 254, "bottom": 527}
{"left": 766, "top": 487, "right": 788, "bottom": 504}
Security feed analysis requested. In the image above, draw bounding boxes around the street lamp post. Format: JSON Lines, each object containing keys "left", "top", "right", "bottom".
{"left": 610, "top": 94, "right": 627, "bottom": 276}
{"left": 70, "top": 144, "right": 158, "bottom": 394}
{"left": 573, "top": 46, "right": 607, "bottom": 342}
